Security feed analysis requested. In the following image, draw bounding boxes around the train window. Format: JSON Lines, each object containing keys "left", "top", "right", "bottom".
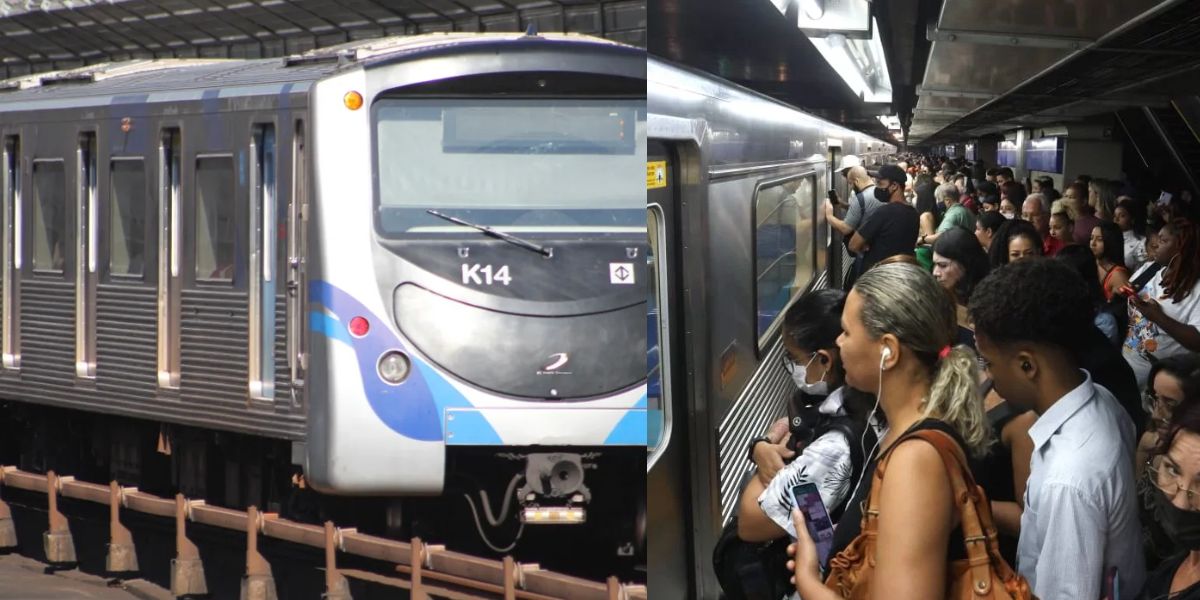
{"left": 158, "top": 129, "right": 181, "bottom": 389}
{"left": 754, "top": 175, "right": 816, "bottom": 342}
{"left": 31, "top": 160, "right": 66, "bottom": 274}
{"left": 249, "top": 125, "right": 277, "bottom": 401}
{"left": 2, "top": 137, "right": 17, "bottom": 370}
{"left": 373, "top": 98, "right": 645, "bottom": 236}
{"left": 194, "top": 156, "right": 235, "bottom": 282}
{"left": 109, "top": 159, "right": 146, "bottom": 277}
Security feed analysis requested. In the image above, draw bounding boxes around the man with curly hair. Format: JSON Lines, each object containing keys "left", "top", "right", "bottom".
{"left": 969, "top": 258, "right": 1145, "bottom": 599}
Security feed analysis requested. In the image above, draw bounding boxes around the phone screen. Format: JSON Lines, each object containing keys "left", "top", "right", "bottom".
{"left": 790, "top": 482, "right": 835, "bottom": 566}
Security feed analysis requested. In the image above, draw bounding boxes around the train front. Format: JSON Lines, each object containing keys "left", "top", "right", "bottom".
{"left": 304, "top": 34, "right": 647, "bottom": 560}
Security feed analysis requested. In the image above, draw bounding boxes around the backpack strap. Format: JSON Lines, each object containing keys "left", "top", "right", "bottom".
{"left": 1131, "top": 262, "right": 1163, "bottom": 291}
{"left": 818, "top": 416, "right": 872, "bottom": 520}
{"left": 986, "top": 400, "right": 1018, "bottom": 431}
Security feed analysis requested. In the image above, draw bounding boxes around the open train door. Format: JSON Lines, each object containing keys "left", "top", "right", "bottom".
{"left": 824, "top": 142, "right": 843, "bottom": 287}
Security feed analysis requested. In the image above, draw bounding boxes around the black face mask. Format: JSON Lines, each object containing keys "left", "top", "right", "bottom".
{"left": 874, "top": 184, "right": 892, "bottom": 203}
{"left": 1154, "top": 487, "right": 1200, "bottom": 551}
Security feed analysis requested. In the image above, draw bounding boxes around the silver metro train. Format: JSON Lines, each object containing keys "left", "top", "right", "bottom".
{"left": 645, "top": 57, "right": 895, "bottom": 598}
{"left": 0, "top": 32, "right": 647, "bottom": 563}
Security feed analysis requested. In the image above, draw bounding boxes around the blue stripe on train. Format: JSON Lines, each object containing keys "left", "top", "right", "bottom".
{"left": 308, "top": 281, "right": 480, "bottom": 442}
{"left": 309, "top": 280, "right": 644, "bottom": 446}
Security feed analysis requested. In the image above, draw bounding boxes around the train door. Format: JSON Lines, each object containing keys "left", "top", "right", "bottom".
{"left": 646, "top": 140, "right": 696, "bottom": 600}
{"left": 286, "top": 121, "right": 307, "bottom": 394}
{"left": 823, "top": 143, "right": 843, "bottom": 281}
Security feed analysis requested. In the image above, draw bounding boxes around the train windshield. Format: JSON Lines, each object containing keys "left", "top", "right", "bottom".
{"left": 374, "top": 98, "right": 646, "bottom": 238}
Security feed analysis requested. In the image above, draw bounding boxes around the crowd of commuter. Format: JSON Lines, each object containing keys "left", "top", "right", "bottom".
{"left": 721, "top": 154, "right": 1200, "bottom": 600}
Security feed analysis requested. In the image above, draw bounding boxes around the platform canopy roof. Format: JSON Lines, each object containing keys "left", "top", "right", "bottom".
{"left": 0, "top": 0, "right": 644, "bottom": 78}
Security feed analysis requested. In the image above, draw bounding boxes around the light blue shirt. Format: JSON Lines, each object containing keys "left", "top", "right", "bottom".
{"left": 1018, "top": 371, "right": 1145, "bottom": 599}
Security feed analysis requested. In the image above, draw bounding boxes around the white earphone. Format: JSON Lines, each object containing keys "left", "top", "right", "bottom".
{"left": 850, "top": 346, "right": 890, "bottom": 509}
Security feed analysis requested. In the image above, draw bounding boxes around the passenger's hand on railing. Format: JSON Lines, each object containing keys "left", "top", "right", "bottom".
{"left": 753, "top": 434, "right": 795, "bottom": 486}
{"left": 823, "top": 199, "right": 835, "bottom": 221}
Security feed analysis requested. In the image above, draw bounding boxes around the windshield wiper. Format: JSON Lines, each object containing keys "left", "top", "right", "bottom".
{"left": 425, "top": 209, "right": 551, "bottom": 257}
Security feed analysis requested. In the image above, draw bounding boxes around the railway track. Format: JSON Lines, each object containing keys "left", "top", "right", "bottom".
{"left": 0, "top": 467, "right": 648, "bottom": 600}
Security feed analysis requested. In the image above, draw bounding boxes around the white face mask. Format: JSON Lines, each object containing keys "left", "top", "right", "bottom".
{"left": 791, "top": 354, "right": 830, "bottom": 395}
{"left": 1001, "top": 210, "right": 1016, "bottom": 220}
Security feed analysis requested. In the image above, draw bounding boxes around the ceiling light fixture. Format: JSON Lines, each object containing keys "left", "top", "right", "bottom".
{"left": 800, "top": 0, "right": 824, "bottom": 20}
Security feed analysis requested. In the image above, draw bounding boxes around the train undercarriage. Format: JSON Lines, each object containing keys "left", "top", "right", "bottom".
{"left": 0, "top": 401, "right": 646, "bottom": 583}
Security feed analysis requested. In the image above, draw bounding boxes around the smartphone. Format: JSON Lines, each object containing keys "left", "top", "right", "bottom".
{"left": 827, "top": 189, "right": 839, "bottom": 203}
{"left": 1102, "top": 566, "right": 1119, "bottom": 600}
{"left": 790, "top": 482, "right": 835, "bottom": 566}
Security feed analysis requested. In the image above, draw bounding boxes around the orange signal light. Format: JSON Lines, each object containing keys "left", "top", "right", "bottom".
{"left": 344, "top": 91, "right": 364, "bottom": 111}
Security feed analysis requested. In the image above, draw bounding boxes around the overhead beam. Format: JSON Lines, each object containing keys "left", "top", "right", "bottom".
{"left": 926, "top": 24, "right": 1090, "bottom": 50}
{"left": 912, "top": 107, "right": 971, "bottom": 116}
{"left": 915, "top": 85, "right": 996, "bottom": 100}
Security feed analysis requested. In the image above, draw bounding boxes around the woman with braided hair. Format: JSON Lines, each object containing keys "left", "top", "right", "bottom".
{"left": 1124, "top": 218, "right": 1200, "bottom": 388}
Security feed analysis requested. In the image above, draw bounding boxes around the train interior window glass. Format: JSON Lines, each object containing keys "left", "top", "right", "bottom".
{"left": 110, "top": 160, "right": 146, "bottom": 277}
{"left": 373, "top": 99, "right": 646, "bottom": 237}
{"left": 647, "top": 206, "right": 664, "bottom": 451}
{"left": 194, "top": 156, "right": 235, "bottom": 282}
{"left": 31, "top": 160, "right": 66, "bottom": 273}
{"left": 755, "top": 175, "right": 815, "bottom": 339}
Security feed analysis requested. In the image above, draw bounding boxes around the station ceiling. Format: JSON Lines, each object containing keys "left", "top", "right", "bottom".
{"left": 0, "top": 0, "right": 645, "bottom": 77}
{"left": 915, "top": 0, "right": 1200, "bottom": 146}
{"left": 651, "top": 0, "right": 1200, "bottom": 149}
{"left": 649, "top": 0, "right": 938, "bottom": 142}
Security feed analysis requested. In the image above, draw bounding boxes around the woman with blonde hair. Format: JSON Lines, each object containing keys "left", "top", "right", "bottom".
{"left": 786, "top": 262, "right": 999, "bottom": 600}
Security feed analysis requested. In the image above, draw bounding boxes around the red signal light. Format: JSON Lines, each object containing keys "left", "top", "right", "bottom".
{"left": 349, "top": 316, "right": 369, "bottom": 338}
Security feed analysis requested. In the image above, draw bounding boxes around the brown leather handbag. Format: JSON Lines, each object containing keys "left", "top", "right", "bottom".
{"left": 823, "top": 429, "right": 1036, "bottom": 600}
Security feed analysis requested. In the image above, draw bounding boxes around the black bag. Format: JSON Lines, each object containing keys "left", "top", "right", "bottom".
{"left": 713, "top": 409, "right": 871, "bottom": 599}
{"left": 713, "top": 511, "right": 793, "bottom": 600}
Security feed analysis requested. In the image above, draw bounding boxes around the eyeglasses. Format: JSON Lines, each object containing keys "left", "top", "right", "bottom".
{"left": 781, "top": 352, "right": 796, "bottom": 374}
{"left": 1144, "top": 388, "right": 1184, "bottom": 432}
{"left": 781, "top": 351, "right": 818, "bottom": 375}
{"left": 1147, "top": 455, "right": 1200, "bottom": 510}
{"left": 1145, "top": 387, "right": 1184, "bottom": 413}
{"left": 976, "top": 355, "right": 991, "bottom": 372}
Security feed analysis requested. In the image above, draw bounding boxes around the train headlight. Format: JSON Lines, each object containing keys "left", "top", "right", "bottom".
{"left": 520, "top": 506, "right": 586, "bottom": 525}
{"left": 377, "top": 351, "right": 411, "bottom": 385}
